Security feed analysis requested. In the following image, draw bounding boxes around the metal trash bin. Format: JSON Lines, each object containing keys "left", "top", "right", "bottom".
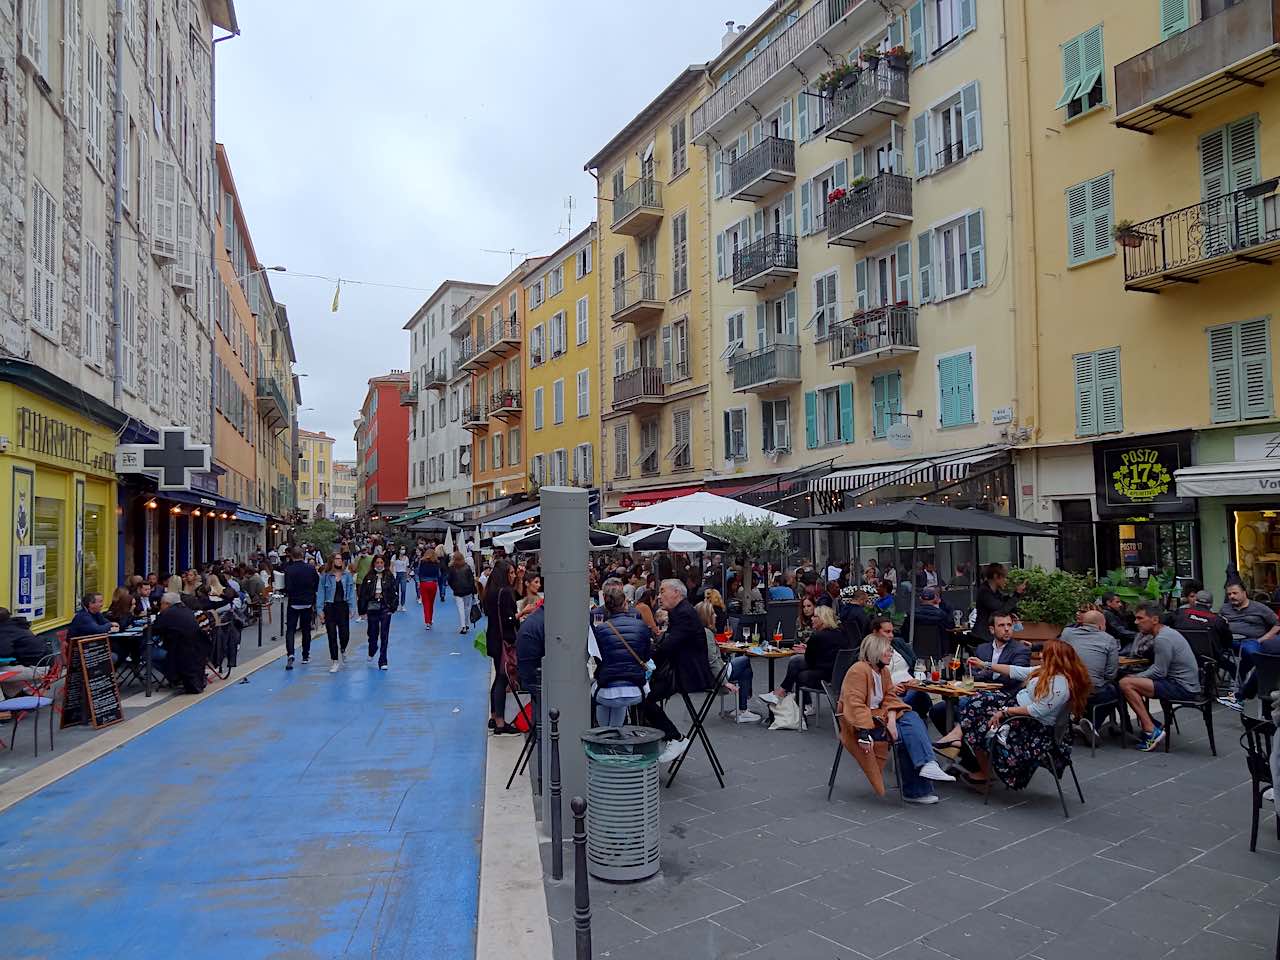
{"left": 581, "top": 726, "right": 663, "bottom": 881}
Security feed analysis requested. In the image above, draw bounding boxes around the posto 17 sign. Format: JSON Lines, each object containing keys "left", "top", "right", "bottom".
{"left": 1093, "top": 432, "right": 1193, "bottom": 518}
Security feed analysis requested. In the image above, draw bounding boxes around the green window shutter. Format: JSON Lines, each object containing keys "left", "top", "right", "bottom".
{"left": 957, "top": 353, "right": 975, "bottom": 423}
{"left": 887, "top": 373, "right": 902, "bottom": 433}
{"left": 895, "top": 241, "right": 911, "bottom": 303}
{"left": 797, "top": 88, "right": 810, "bottom": 142}
{"left": 1096, "top": 347, "right": 1123, "bottom": 433}
{"left": 1228, "top": 115, "right": 1261, "bottom": 244}
{"left": 918, "top": 230, "right": 933, "bottom": 302}
{"left": 661, "top": 324, "right": 673, "bottom": 381}
{"left": 1160, "top": 0, "right": 1190, "bottom": 40}
{"left": 913, "top": 113, "right": 930, "bottom": 177}
{"left": 908, "top": 1, "right": 926, "bottom": 67}
{"left": 960, "top": 81, "right": 981, "bottom": 153}
{"left": 839, "top": 382, "right": 855, "bottom": 442}
{"left": 939, "top": 355, "right": 958, "bottom": 426}
{"left": 965, "top": 210, "right": 985, "bottom": 287}
{"left": 1078, "top": 27, "right": 1105, "bottom": 101}
{"left": 940, "top": 353, "right": 974, "bottom": 427}
{"left": 780, "top": 98, "right": 792, "bottom": 140}
{"left": 851, "top": 147, "right": 865, "bottom": 181}
{"left": 784, "top": 289, "right": 797, "bottom": 339}
{"left": 872, "top": 374, "right": 888, "bottom": 438}
{"left": 1239, "top": 316, "right": 1273, "bottom": 419}
{"left": 1200, "top": 125, "right": 1229, "bottom": 253}
{"left": 834, "top": 159, "right": 847, "bottom": 190}
{"left": 959, "top": 0, "right": 976, "bottom": 36}
{"left": 855, "top": 258, "right": 868, "bottom": 310}
{"left": 756, "top": 302, "right": 767, "bottom": 348}
{"left": 783, "top": 190, "right": 795, "bottom": 236}
{"left": 800, "top": 180, "right": 812, "bottom": 235}
{"left": 1089, "top": 172, "right": 1114, "bottom": 258}
{"left": 1208, "top": 323, "right": 1240, "bottom": 423}
{"left": 804, "top": 390, "right": 818, "bottom": 448}
{"left": 1056, "top": 36, "right": 1083, "bottom": 109}
{"left": 1066, "top": 181, "right": 1089, "bottom": 265}
{"left": 889, "top": 16, "right": 904, "bottom": 48}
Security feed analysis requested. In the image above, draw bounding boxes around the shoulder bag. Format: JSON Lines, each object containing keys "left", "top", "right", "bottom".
{"left": 605, "top": 620, "right": 655, "bottom": 681}
{"left": 497, "top": 588, "right": 522, "bottom": 692}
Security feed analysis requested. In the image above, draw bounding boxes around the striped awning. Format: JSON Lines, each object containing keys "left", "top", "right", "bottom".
{"left": 808, "top": 447, "right": 1008, "bottom": 495}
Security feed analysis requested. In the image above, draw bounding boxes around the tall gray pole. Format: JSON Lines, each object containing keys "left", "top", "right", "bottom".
{"left": 109, "top": 0, "right": 125, "bottom": 408}
{"left": 540, "top": 486, "right": 590, "bottom": 827}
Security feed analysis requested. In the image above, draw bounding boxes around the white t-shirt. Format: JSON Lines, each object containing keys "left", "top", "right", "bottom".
{"left": 391, "top": 557, "right": 409, "bottom": 575}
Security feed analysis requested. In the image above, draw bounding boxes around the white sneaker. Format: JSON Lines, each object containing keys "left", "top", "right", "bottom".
{"left": 1265, "top": 787, "right": 1274, "bottom": 802}
{"left": 658, "top": 738, "right": 689, "bottom": 763}
{"left": 804, "top": 704, "right": 816, "bottom": 718}
{"left": 379, "top": 664, "right": 388, "bottom": 671}
{"left": 919, "top": 761, "right": 957, "bottom": 782}
{"left": 759, "top": 692, "right": 780, "bottom": 706}
{"left": 329, "top": 662, "right": 340, "bottom": 674}
{"left": 904, "top": 794, "right": 940, "bottom": 805}
{"left": 735, "top": 710, "right": 762, "bottom": 724}
{"left": 367, "top": 654, "right": 374, "bottom": 664}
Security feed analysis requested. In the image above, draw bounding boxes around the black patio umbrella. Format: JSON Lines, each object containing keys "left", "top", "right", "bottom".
{"left": 512, "top": 527, "right": 620, "bottom": 552}
{"left": 623, "top": 526, "right": 730, "bottom": 552}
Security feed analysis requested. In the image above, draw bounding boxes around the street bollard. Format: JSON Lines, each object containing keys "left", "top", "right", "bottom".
{"left": 550, "top": 707, "right": 563, "bottom": 881}
{"left": 257, "top": 604, "right": 263, "bottom": 647}
{"left": 572, "top": 796, "right": 592, "bottom": 960}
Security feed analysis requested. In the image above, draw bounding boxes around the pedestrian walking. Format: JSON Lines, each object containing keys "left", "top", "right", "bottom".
{"left": 447, "top": 551, "right": 478, "bottom": 633}
{"left": 282, "top": 546, "right": 319, "bottom": 670}
{"left": 392, "top": 547, "right": 411, "bottom": 607}
{"left": 482, "top": 558, "right": 521, "bottom": 734}
{"left": 416, "top": 547, "right": 442, "bottom": 629}
{"left": 359, "top": 554, "right": 398, "bottom": 670}
{"left": 319, "top": 553, "right": 356, "bottom": 673}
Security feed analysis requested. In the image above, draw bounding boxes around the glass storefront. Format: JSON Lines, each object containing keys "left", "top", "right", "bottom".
{"left": 1231, "top": 508, "right": 1280, "bottom": 596}
{"left": 34, "top": 495, "right": 62, "bottom": 626}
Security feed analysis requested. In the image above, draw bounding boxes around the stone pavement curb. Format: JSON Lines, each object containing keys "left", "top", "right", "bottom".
{"left": 477, "top": 730, "right": 555, "bottom": 960}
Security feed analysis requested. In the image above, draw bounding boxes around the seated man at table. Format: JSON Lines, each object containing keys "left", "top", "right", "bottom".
{"left": 68, "top": 592, "right": 119, "bottom": 639}
{"left": 1119, "top": 602, "right": 1201, "bottom": 751}
{"left": 930, "top": 612, "right": 1028, "bottom": 735}
{"left": 642, "top": 580, "right": 715, "bottom": 765}
{"left": 1170, "top": 589, "right": 1233, "bottom": 661}
{"left": 768, "top": 573, "right": 795, "bottom": 601}
{"left": 154, "top": 592, "right": 206, "bottom": 694}
{"left": 1101, "top": 592, "right": 1138, "bottom": 652}
{"left": 0, "top": 607, "right": 47, "bottom": 696}
{"left": 907, "top": 586, "right": 954, "bottom": 653}
{"left": 1219, "top": 582, "right": 1280, "bottom": 702}
{"left": 1060, "top": 608, "right": 1119, "bottom": 737}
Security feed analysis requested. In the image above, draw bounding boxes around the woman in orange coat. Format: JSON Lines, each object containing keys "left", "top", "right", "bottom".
{"left": 839, "top": 632, "right": 955, "bottom": 803}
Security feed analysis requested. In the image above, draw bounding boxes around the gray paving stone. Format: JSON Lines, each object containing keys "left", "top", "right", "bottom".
{"left": 599, "top": 919, "right": 756, "bottom": 960}
{"left": 609, "top": 878, "right": 743, "bottom": 935}
{"left": 811, "top": 904, "right": 942, "bottom": 958}
{"left": 1030, "top": 922, "right": 1182, "bottom": 960}
{"left": 884, "top": 872, "right": 1006, "bottom": 924}
{"left": 736, "top": 928, "right": 870, "bottom": 960}
{"left": 1190, "top": 838, "right": 1280, "bottom": 882}
{"left": 1095, "top": 890, "right": 1219, "bottom": 946}
{"left": 1205, "top": 898, "right": 1280, "bottom": 948}
{"left": 988, "top": 880, "right": 1112, "bottom": 934}
{"left": 1046, "top": 856, "right": 1156, "bottom": 902}
{"left": 1146, "top": 862, "right": 1265, "bottom": 913}
{"left": 699, "top": 857, "right": 815, "bottom": 901}
{"left": 789, "top": 866, "right": 913, "bottom": 910}
{"left": 768, "top": 810, "right": 865, "bottom": 843}
{"left": 708, "top": 886, "right": 839, "bottom": 946}
{"left": 917, "top": 912, "right": 1052, "bottom": 960}
{"left": 780, "top": 834, "right": 876, "bottom": 872}
{"left": 1096, "top": 833, "right": 1206, "bottom": 873}
{"left": 1163, "top": 931, "right": 1273, "bottom": 960}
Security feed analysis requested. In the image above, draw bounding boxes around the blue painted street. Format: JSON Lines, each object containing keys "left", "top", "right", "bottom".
{"left": 0, "top": 598, "right": 490, "bottom": 960}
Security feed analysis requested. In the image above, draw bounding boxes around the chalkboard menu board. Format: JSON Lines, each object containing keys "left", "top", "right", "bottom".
{"left": 60, "top": 634, "right": 124, "bottom": 729}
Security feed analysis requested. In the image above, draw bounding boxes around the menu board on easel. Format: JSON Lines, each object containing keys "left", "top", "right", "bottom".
{"left": 60, "top": 633, "right": 124, "bottom": 729}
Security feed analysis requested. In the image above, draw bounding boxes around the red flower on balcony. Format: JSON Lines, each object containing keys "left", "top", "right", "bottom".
{"left": 827, "top": 187, "right": 847, "bottom": 205}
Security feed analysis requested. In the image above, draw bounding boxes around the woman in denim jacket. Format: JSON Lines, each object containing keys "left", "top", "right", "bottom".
{"left": 318, "top": 553, "right": 356, "bottom": 673}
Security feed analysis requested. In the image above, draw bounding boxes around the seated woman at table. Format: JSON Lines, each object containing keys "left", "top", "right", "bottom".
{"left": 760, "top": 605, "right": 851, "bottom": 713}
{"left": 592, "top": 582, "right": 652, "bottom": 728}
{"left": 795, "top": 595, "right": 817, "bottom": 644}
{"left": 107, "top": 587, "right": 136, "bottom": 631}
{"left": 704, "top": 588, "right": 729, "bottom": 635}
{"left": 935, "top": 639, "right": 1090, "bottom": 790}
{"left": 838, "top": 632, "right": 954, "bottom": 802}
{"left": 633, "top": 587, "right": 661, "bottom": 637}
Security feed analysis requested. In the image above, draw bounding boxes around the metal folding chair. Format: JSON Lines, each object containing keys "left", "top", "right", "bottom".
{"left": 983, "top": 715, "right": 1085, "bottom": 819}
{"left": 666, "top": 661, "right": 730, "bottom": 789}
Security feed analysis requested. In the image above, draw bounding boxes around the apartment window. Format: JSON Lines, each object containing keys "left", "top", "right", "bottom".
{"left": 907, "top": 0, "right": 976, "bottom": 66}
{"left": 762, "top": 399, "right": 791, "bottom": 453}
{"left": 529, "top": 324, "right": 545, "bottom": 365}
{"left": 715, "top": 217, "right": 751, "bottom": 281}
{"left": 721, "top": 312, "right": 745, "bottom": 368}
{"left": 550, "top": 449, "right": 567, "bottom": 486}
{"left": 493, "top": 432, "right": 504, "bottom": 469}
{"left": 550, "top": 311, "right": 567, "bottom": 356}
{"left": 301, "top": 481, "right": 310, "bottom": 496}
{"left": 553, "top": 378, "right": 565, "bottom": 424}
{"left": 1073, "top": 348, "right": 1123, "bottom": 437}
{"left": 1201, "top": 115, "right": 1261, "bottom": 253}
{"left": 575, "top": 296, "right": 589, "bottom": 346}
{"left": 573, "top": 443, "right": 593, "bottom": 486}
{"left": 22, "top": 0, "right": 51, "bottom": 76}
{"left": 508, "top": 291, "right": 518, "bottom": 319}
{"left": 549, "top": 266, "right": 563, "bottom": 297}
{"left": 1066, "top": 173, "right": 1114, "bottom": 266}
{"left": 871, "top": 372, "right": 903, "bottom": 439}
{"left": 672, "top": 211, "right": 689, "bottom": 294}
{"left": 1209, "top": 317, "right": 1273, "bottom": 422}
{"left": 638, "top": 420, "right": 660, "bottom": 475}
{"left": 938, "top": 350, "right": 977, "bottom": 427}
{"left": 529, "top": 280, "right": 544, "bottom": 311}
{"left": 576, "top": 369, "right": 589, "bottom": 417}
{"left": 670, "top": 117, "right": 687, "bottom": 176}
{"left": 529, "top": 453, "right": 545, "bottom": 486}
{"left": 668, "top": 409, "right": 692, "bottom": 471}
{"left": 799, "top": 161, "right": 845, "bottom": 236}
{"left": 477, "top": 436, "right": 488, "bottom": 471}
{"left": 85, "top": 38, "right": 107, "bottom": 174}
{"left": 919, "top": 211, "right": 984, "bottom": 302}
{"left": 805, "top": 384, "right": 854, "bottom": 447}
{"left": 723, "top": 408, "right": 747, "bottom": 461}
{"left": 614, "top": 425, "right": 630, "bottom": 479}
{"left": 1056, "top": 25, "right": 1105, "bottom": 119}
{"left": 533, "top": 386, "right": 544, "bottom": 430}
{"left": 509, "top": 428, "right": 521, "bottom": 463}
{"left": 29, "top": 180, "right": 58, "bottom": 338}
{"left": 613, "top": 343, "right": 627, "bottom": 377}
{"left": 811, "top": 271, "right": 838, "bottom": 340}
{"left": 914, "top": 82, "right": 981, "bottom": 178}
{"left": 575, "top": 244, "right": 592, "bottom": 279}
{"left": 82, "top": 241, "right": 105, "bottom": 367}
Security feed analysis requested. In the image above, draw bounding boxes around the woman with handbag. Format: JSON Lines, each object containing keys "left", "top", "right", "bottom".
{"left": 358, "top": 554, "right": 399, "bottom": 670}
{"left": 482, "top": 558, "right": 521, "bottom": 734}
{"left": 447, "top": 551, "right": 478, "bottom": 634}
{"left": 318, "top": 553, "right": 356, "bottom": 673}
{"left": 591, "top": 581, "right": 653, "bottom": 728}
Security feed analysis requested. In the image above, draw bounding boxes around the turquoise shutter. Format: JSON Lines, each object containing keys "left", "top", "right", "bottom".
{"left": 661, "top": 324, "right": 673, "bottom": 382}
{"left": 1240, "top": 316, "right": 1273, "bottom": 419}
{"left": 966, "top": 210, "right": 985, "bottom": 287}
{"left": 961, "top": 81, "right": 981, "bottom": 153}
{"left": 1208, "top": 323, "right": 1240, "bottom": 423}
{"left": 1200, "top": 125, "right": 1228, "bottom": 253}
{"left": 1089, "top": 173, "right": 1114, "bottom": 258}
{"left": 804, "top": 390, "right": 818, "bottom": 448}
{"left": 1096, "top": 346, "right": 1123, "bottom": 433}
{"left": 1160, "top": 0, "right": 1190, "bottom": 39}
{"left": 839, "top": 382, "right": 855, "bottom": 442}
{"left": 887, "top": 373, "right": 902, "bottom": 433}
{"left": 959, "top": 0, "right": 976, "bottom": 35}
{"left": 850, "top": 148, "right": 865, "bottom": 181}
{"left": 798, "top": 87, "right": 810, "bottom": 142}
{"left": 1079, "top": 26, "right": 1105, "bottom": 101}
{"left": 800, "top": 180, "right": 812, "bottom": 235}
{"left": 1056, "top": 36, "right": 1082, "bottom": 109}
{"left": 895, "top": 241, "right": 911, "bottom": 303}
{"left": 889, "top": 17, "right": 903, "bottom": 48}
{"left": 913, "top": 113, "right": 929, "bottom": 177}
{"left": 1073, "top": 352, "right": 1098, "bottom": 436}
{"left": 834, "top": 160, "right": 847, "bottom": 190}
{"left": 872, "top": 374, "right": 888, "bottom": 438}
{"left": 958, "top": 353, "right": 974, "bottom": 423}
{"left": 918, "top": 230, "right": 932, "bottom": 302}
{"left": 1228, "top": 115, "right": 1261, "bottom": 244}
{"left": 908, "top": 1, "right": 926, "bottom": 67}
{"left": 940, "top": 354, "right": 973, "bottom": 427}
{"left": 784, "top": 289, "right": 797, "bottom": 339}
{"left": 783, "top": 191, "right": 795, "bottom": 235}
{"left": 891, "top": 122, "right": 905, "bottom": 176}
{"left": 855, "top": 258, "right": 868, "bottom": 310}
{"left": 1066, "top": 181, "right": 1089, "bottom": 265}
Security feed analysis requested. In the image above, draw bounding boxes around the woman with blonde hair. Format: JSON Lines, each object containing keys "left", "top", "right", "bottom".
{"left": 837, "top": 631, "right": 953, "bottom": 802}
{"left": 704, "top": 588, "right": 729, "bottom": 635}
{"left": 760, "top": 604, "right": 852, "bottom": 714}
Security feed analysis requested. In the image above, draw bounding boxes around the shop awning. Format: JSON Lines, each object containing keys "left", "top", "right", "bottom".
{"left": 615, "top": 485, "right": 702, "bottom": 509}
{"left": 1175, "top": 461, "right": 1280, "bottom": 498}
{"left": 162, "top": 489, "right": 241, "bottom": 514}
{"left": 233, "top": 509, "right": 267, "bottom": 525}
{"left": 483, "top": 504, "right": 540, "bottom": 533}
{"left": 390, "top": 508, "right": 431, "bottom": 526}
{"left": 807, "top": 446, "right": 1008, "bottom": 495}
{"left": 459, "top": 496, "right": 534, "bottom": 530}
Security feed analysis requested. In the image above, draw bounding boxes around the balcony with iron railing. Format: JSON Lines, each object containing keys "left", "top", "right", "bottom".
{"left": 828, "top": 305, "right": 919, "bottom": 367}
{"left": 1114, "top": 0, "right": 1280, "bottom": 134}
{"left": 490, "top": 389, "right": 522, "bottom": 421}
{"left": 423, "top": 368, "right": 449, "bottom": 391}
{"left": 692, "top": 0, "right": 866, "bottom": 145}
{"left": 457, "top": 335, "right": 480, "bottom": 370}
{"left": 476, "top": 318, "right": 521, "bottom": 364}
{"left": 1121, "top": 181, "right": 1280, "bottom": 292}
{"left": 827, "top": 172, "right": 913, "bottom": 246}
{"left": 256, "top": 376, "right": 288, "bottom": 430}
{"left": 613, "top": 367, "right": 666, "bottom": 410}
{"left": 611, "top": 178, "right": 663, "bottom": 237}
{"left": 462, "top": 403, "right": 489, "bottom": 431}
{"left": 826, "top": 63, "right": 909, "bottom": 143}
{"left": 399, "top": 384, "right": 419, "bottom": 406}
{"left": 732, "top": 342, "right": 802, "bottom": 394}
{"left": 612, "top": 271, "right": 665, "bottom": 325}
{"left": 727, "top": 137, "right": 796, "bottom": 202}
{"left": 733, "top": 232, "right": 799, "bottom": 291}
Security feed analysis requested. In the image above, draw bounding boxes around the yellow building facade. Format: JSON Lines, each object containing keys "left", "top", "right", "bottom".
{"left": 1013, "top": 0, "right": 1280, "bottom": 588}
{"left": 586, "top": 69, "right": 716, "bottom": 512}
{"left": 522, "top": 225, "right": 600, "bottom": 490}
{"left": 297, "top": 429, "right": 336, "bottom": 520}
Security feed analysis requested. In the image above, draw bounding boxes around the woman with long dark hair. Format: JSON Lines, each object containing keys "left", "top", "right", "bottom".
{"left": 415, "top": 547, "right": 442, "bottom": 629}
{"left": 482, "top": 558, "right": 521, "bottom": 734}
{"left": 318, "top": 553, "right": 356, "bottom": 673}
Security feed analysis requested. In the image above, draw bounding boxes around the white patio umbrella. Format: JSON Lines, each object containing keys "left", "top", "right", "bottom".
{"left": 605, "top": 491, "right": 792, "bottom": 528}
{"left": 443, "top": 527, "right": 456, "bottom": 556}
{"left": 622, "top": 526, "right": 729, "bottom": 552}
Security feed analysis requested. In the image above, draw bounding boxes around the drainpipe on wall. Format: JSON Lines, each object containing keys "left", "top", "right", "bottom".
{"left": 110, "top": 0, "right": 125, "bottom": 408}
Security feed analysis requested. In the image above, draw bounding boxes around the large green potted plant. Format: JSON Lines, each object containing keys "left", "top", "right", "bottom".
{"left": 1006, "top": 567, "right": 1094, "bottom": 639}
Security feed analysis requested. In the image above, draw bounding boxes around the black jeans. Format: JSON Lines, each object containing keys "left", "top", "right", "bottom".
{"left": 324, "top": 601, "right": 350, "bottom": 660}
{"left": 642, "top": 671, "right": 682, "bottom": 741}
{"left": 778, "top": 656, "right": 823, "bottom": 701}
{"left": 286, "top": 605, "right": 313, "bottom": 659}
{"left": 366, "top": 609, "right": 391, "bottom": 666}
{"left": 490, "top": 653, "right": 510, "bottom": 718}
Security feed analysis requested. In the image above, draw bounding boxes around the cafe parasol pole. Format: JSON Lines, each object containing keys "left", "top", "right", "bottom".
{"left": 908, "top": 526, "right": 919, "bottom": 653}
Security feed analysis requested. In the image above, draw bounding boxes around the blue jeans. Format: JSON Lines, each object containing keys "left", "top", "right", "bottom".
{"left": 1237, "top": 638, "right": 1262, "bottom": 698}
{"left": 366, "top": 609, "right": 392, "bottom": 666}
{"left": 903, "top": 688, "right": 931, "bottom": 720}
{"left": 729, "top": 656, "right": 753, "bottom": 710}
{"left": 396, "top": 572, "right": 409, "bottom": 606}
{"left": 597, "top": 694, "right": 641, "bottom": 728}
{"left": 893, "top": 710, "right": 936, "bottom": 799}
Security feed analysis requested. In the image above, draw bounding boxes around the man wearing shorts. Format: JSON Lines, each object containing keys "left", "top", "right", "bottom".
{"left": 1119, "top": 601, "right": 1201, "bottom": 752}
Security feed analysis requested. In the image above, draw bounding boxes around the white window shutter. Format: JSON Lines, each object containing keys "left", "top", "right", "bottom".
{"left": 895, "top": 242, "right": 912, "bottom": 304}
{"left": 855, "top": 259, "right": 868, "bottom": 311}
{"left": 714, "top": 150, "right": 723, "bottom": 197}
{"left": 913, "top": 113, "right": 929, "bottom": 177}
{"left": 800, "top": 180, "right": 812, "bottom": 235}
{"left": 966, "top": 210, "right": 986, "bottom": 287}
{"left": 918, "top": 230, "right": 933, "bottom": 303}
{"left": 716, "top": 233, "right": 725, "bottom": 279}
{"left": 63, "top": 0, "right": 81, "bottom": 126}
{"left": 780, "top": 98, "right": 793, "bottom": 140}
{"left": 961, "top": 81, "right": 982, "bottom": 153}
{"left": 959, "top": 0, "right": 976, "bottom": 36}
{"left": 798, "top": 88, "right": 810, "bottom": 142}
{"left": 152, "top": 158, "right": 178, "bottom": 261}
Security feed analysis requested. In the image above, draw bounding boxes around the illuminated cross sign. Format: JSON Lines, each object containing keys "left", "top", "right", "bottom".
{"left": 116, "top": 428, "right": 211, "bottom": 491}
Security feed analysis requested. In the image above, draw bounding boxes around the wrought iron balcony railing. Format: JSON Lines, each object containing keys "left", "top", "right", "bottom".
{"left": 826, "top": 64, "right": 909, "bottom": 142}
{"left": 828, "top": 306, "right": 919, "bottom": 367}
{"left": 733, "top": 233, "right": 798, "bottom": 289}
{"left": 727, "top": 136, "right": 796, "bottom": 201}
{"left": 826, "top": 172, "right": 913, "bottom": 245}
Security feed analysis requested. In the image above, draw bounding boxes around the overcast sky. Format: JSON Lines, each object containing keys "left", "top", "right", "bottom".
{"left": 215, "top": 0, "right": 745, "bottom": 458}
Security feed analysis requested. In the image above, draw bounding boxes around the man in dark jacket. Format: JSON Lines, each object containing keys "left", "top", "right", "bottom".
{"left": 69, "top": 592, "right": 117, "bottom": 639}
{"left": 1101, "top": 592, "right": 1138, "bottom": 649}
{"left": 282, "top": 546, "right": 320, "bottom": 670}
{"left": 930, "top": 612, "right": 1029, "bottom": 734}
{"left": 515, "top": 602, "right": 546, "bottom": 696}
{"left": 0, "top": 608, "right": 47, "bottom": 695}
{"left": 1170, "top": 589, "right": 1233, "bottom": 659}
{"left": 154, "top": 592, "right": 207, "bottom": 693}
{"left": 644, "top": 579, "right": 715, "bottom": 764}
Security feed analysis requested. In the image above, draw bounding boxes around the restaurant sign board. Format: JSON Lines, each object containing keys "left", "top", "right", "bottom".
{"left": 1093, "top": 432, "right": 1194, "bottom": 518}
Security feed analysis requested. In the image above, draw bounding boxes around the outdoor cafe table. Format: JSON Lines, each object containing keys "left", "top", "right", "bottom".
{"left": 717, "top": 641, "right": 799, "bottom": 689}
{"left": 907, "top": 678, "right": 1003, "bottom": 730}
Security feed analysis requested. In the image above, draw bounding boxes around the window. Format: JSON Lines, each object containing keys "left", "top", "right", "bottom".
{"left": 550, "top": 311, "right": 567, "bottom": 356}
{"left": 915, "top": 82, "right": 980, "bottom": 176}
{"left": 799, "top": 161, "right": 846, "bottom": 236}
{"left": 29, "top": 180, "right": 58, "bottom": 338}
{"left": 1065, "top": 173, "right": 1114, "bottom": 266}
{"left": 797, "top": 83, "right": 831, "bottom": 143}
{"left": 85, "top": 38, "right": 107, "bottom": 174}
{"left": 811, "top": 271, "right": 838, "bottom": 340}
{"left": 638, "top": 420, "right": 660, "bottom": 475}
{"left": 553, "top": 449, "right": 568, "bottom": 486}
{"left": 721, "top": 313, "right": 745, "bottom": 367}
{"left": 614, "top": 425, "right": 630, "bottom": 479}
{"left": 805, "top": 384, "right": 854, "bottom": 447}
{"left": 1208, "top": 317, "right": 1273, "bottom": 422}
{"left": 715, "top": 217, "right": 751, "bottom": 280}
{"left": 1073, "top": 348, "right": 1122, "bottom": 436}
{"left": 492, "top": 432, "right": 504, "bottom": 469}
{"left": 553, "top": 378, "right": 565, "bottom": 424}
{"left": 672, "top": 211, "right": 689, "bottom": 294}
{"left": 573, "top": 443, "right": 594, "bottom": 486}
{"left": 613, "top": 343, "right": 627, "bottom": 377}
{"left": 509, "top": 291, "right": 518, "bottom": 319}
{"left": 576, "top": 369, "right": 589, "bottom": 417}
{"left": 723, "top": 408, "right": 747, "bottom": 461}
{"left": 669, "top": 409, "right": 692, "bottom": 470}
{"left": 575, "top": 244, "right": 592, "bottom": 279}
{"left": 549, "top": 265, "right": 563, "bottom": 297}
{"left": 871, "top": 372, "right": 903, "bottom": 439}
{"left": 919, "top": 210, "right": 984, "bottom": 302}
{"left": 663, "top": 319, "right": 690, "bottom": 382}
{"left": 575, "top": 296, "right": 589, "bottom": 345}
{"left": 530, "top": 453, "right": 545, "bottom": 486}
{"left": 22, "top": 0, "right": 51, "bottom": 77}
{"left": 529, "top": 324, "right": 545, "bottom": 365}
{"left": 906, "top": 0, "right": 976, "bottom": 65}
{"left": 529, "top": 280, "right": 544, "bottom": 310}
{"left": 1201, "top": 115, "right": 1261, "bottom": 253}
{"left": 938, "top": 350, "right": 976, "bottom": 427}
{"left": 82, "top": 240, "right": 105, "bottom": 366}
{"left": 670, "top": 117, "right": 687, "bottom": 176}
{"left": 762, "top": 399, "right": 791, "bottom": 453}
{"left": 301, "top": 481, "right": 310, "bottom": 496}
{"left": 33, "top": 495, "right": 61, "bottom": 624}
{"left": 1057, "top": 25, "right": 1105, "bottom": 119}
{"left": 509, "top": 428, "right": 521, "bottom": 463}
{"left": 478, "top": 436, "right": 488, "bottom": 470}
{"left": 533, "top": 386, "right": 544, "bottom": 429}
{"left": 508, "top": 357, "right": 520, "bottom": 392}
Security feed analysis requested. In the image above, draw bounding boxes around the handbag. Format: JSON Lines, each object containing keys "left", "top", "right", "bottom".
{"left": 470, "top": 602, "right": 484, "bottom": 624}
{"left": 768, "top": 692, "right": 803, "bottom": 731}
{"left": 494, "top": 589, "right": 522, "bottom": 692}
{"left": 605, "top": 620, "right": 655, "bottom": 680}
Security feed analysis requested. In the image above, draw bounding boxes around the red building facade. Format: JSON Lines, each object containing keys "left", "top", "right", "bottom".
{"left": 355, "top": 372, "right": 410, "bottom": 523}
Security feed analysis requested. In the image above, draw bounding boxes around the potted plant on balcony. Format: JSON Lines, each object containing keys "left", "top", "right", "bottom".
{"left": 886, "top": 44, "right": 909, "bottom": 70}
{"left": 849, "top": 175, "right": 869, "bottom": 192}
{"left": 827, "top": 186, "right": 847, "bottom": 206}
{"left": 861, "top": 44, "right": 881, "bottom": 70}
{"left": 1113, "top": 219, "right": 1144, "bottom": 249}
{"left": 817, "top": 62, "right": 857, "bottom": 99}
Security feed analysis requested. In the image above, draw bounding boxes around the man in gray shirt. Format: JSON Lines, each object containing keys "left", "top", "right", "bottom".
{"left": 1119, "top": 602, "right": 1201, "bottom": 752}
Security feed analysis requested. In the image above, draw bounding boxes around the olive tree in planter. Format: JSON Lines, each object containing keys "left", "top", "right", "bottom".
{"left": 1006, "top": 567, "right": 1094, "bottom": 639}
{"left": 706, "top": 516, "right": 791, "bottom": 601}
